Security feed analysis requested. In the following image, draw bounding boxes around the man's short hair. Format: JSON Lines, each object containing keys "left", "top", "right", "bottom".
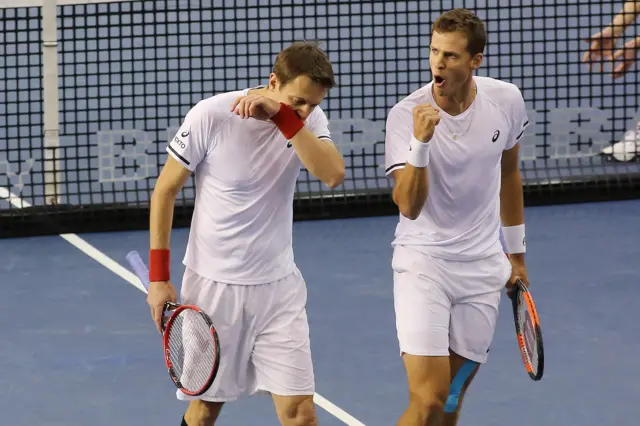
{"left": 273, "top": 41, "right": 337, "bottom": 89}
{"left": 433, "top": 9, "right": 487, "bottom": 56}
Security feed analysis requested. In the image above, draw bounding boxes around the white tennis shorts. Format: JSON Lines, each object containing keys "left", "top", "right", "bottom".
{"left": 392, "top": 244, "right": 512, "bottom": 364}
{"left": 175, "top": 267, "right": 314, "bottom": 402}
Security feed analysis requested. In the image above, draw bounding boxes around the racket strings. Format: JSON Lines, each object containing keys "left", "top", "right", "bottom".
{"left": 167, "top": 310, "right": 218, "bottom": 392}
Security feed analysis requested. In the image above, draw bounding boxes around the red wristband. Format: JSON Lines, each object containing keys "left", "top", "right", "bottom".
{"left": 149, "top": 249, "right": 170, "bottom": 282}
{"left": 271, "top": 102, "right": 305, "bottom": 140}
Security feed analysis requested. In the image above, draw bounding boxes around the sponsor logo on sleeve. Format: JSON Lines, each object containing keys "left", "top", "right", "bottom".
{"left": 172, "top": 128, "right": 190, "bottom": 150}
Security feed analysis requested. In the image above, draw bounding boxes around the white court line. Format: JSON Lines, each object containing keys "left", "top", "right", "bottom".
{"left": 0, "top": 187, "right": 367, "bottom": 426}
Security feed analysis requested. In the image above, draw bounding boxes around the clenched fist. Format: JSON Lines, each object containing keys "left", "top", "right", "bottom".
{"left": 413, "top": 104, "right": 441, "bottom": 143}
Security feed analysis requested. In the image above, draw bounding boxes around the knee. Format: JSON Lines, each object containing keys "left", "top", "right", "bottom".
{"left": 409, "top": 386, "right": 449, "bottom": 417}
{"left": 281, "top": 397, "right": 317, "bottom": 426}
{"left": 185, "top": 400, "right": 223, "bottom": 426}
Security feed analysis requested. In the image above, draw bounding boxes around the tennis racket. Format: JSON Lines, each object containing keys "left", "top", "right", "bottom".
{"left": 508, "top": 278, "right": 544, "bottom": 381}
{"left": 126, "top": 250, "right": 221, "bottom": 396}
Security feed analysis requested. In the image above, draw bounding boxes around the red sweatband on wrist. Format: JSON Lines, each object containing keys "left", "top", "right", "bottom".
{"left": 149, "top": 249, "right": 170, "bottom": 282}
{"left": 271, "top": 102, "right": 305, "bottom": 140}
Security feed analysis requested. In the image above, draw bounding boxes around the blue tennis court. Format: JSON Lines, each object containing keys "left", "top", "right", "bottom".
{"left": 1, "top": 199, "right": 638, "bottom": 425}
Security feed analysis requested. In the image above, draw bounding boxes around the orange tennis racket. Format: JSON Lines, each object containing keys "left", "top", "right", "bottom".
{"left": 509, "top": 278, "right": 544, "bottom": 381}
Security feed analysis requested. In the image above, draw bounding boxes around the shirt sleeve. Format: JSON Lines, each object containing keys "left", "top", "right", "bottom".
{"left": 305, "top": 108, "right": 333, "bottom": 141}
{"left": 505, "top": 86, "right": 530, "bottom": 150}
{"left": 166, "top": 101, "right": 216, "bottom": 172}
{"left": 385, "top": 104, "right": 413, "bottom": 176}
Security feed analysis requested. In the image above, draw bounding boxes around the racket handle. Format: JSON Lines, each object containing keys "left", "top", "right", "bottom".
{"left": 126, "top": 250, "right": 151, "bottom": 292}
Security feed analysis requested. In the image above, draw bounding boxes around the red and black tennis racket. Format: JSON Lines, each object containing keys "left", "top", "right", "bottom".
{"left": 509, "top": 278, "right": 544, "bottom": 381}
{"left": 126, "top": 250, "right": 221, "bottom": 396}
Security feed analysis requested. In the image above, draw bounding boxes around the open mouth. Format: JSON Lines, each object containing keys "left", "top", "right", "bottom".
{"left": 434, "top": 75, "right": 446, "bottom": 87}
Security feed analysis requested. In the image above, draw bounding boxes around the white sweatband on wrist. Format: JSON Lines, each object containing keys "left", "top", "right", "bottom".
{"left": 502, "top": 224, "right": 526, "bottom": 254}
{"left": 406, "top": 136, "right": 430, "bottom": 168}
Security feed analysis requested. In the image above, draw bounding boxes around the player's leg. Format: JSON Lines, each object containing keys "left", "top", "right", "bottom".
{"left": 249, "top": 268, "right": 318, "bottom": 426}
{"left": 398, "top": 354, "right": 451, "bottom": 426}
{"left": 443, "top": 251, "right": 511, "bottom": 426}
{"left": 441, "top": 350, "right": 480, "bottom": 426}
{"left": 177, "top": 268, "right": 258, "bottom": 425}
{"left": 182, "top": 401, "right": 224, "bottom": 426}
{"left": 392, "top": 245, "right": 454, "bottom": 426}
{"left": 271, "top": 394, "right": 317, "bottom": 426}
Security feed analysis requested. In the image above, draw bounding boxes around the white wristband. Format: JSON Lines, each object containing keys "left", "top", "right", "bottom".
{"left": 502, "top": 224, "right": 526, "bottom": 254}
{"left": 406, "top": 136, "right": 430, "bottom": 168}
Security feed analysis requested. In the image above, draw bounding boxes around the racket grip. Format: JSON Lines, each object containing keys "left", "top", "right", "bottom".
{"left": 126, "top": 250, "right": 151, "bottom": 291}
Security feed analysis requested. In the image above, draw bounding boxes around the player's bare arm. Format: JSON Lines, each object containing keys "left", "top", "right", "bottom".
{"left": 231, "top": 93, "right": 345, "bottom": 189}
{"left": 286, "top": 125, "right": 345, "bottom": 188}
{"left": 147, "top": 156, "right": 191, "bottom": 332}
{"left": 500, "top": 143, "right": 529, "bottom": 287}
{"left": 391, "top": 104, "right": 440, "bottom": 220}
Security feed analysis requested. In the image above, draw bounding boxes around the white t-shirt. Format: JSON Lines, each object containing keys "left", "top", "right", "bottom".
{"left": 166, "top": 87, "right": 332, "bottom": 285}
{"left": 385, "top": 76, "right": 530, "bottom": 261}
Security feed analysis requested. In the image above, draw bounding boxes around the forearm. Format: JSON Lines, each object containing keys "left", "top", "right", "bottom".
{"left": 392, "top": 165, "right": 429, "bottom": 220}
{"left": 148, "top": 187, "right": 180, "bottom": 282}
{"left": 149, "top": 187, "right": 178, "bottom": 250}
{"left": 269, "top": 103, "right": 344, "bottom": 188}
{"left": 500, "top": 171, "right": 526, "bottom": 260}
{"left": 289, "top": 126, "right": 345, "bottom": 188}
{"left": 612, "top": 1, "right": 640, "bottom": 33}
{"left": 500, "top": 171, "right": 525, "bottom": 227}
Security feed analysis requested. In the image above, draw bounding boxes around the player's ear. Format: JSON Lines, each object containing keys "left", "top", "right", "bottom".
{"left": 267, "top": 73, "right": 278, "bottom": 91}
{"left": 471, "top": 53, "right": 483, "bottom": 70}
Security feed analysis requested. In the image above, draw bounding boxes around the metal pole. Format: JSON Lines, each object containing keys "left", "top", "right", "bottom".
{"left": 42, "top": 0, "right": 61, "bottom": 205}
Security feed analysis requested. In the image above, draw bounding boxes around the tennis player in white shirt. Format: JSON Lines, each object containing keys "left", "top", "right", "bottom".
{"left": 147, "top": 41, "right": 344, "bottom": 426}
{"left": 385, "top": 9, "right": 531, "bottom": 426}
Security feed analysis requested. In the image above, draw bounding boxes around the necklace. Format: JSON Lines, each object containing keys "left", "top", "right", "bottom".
{"left": 433, "top": 83, "right": 477, "bottom": 141}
